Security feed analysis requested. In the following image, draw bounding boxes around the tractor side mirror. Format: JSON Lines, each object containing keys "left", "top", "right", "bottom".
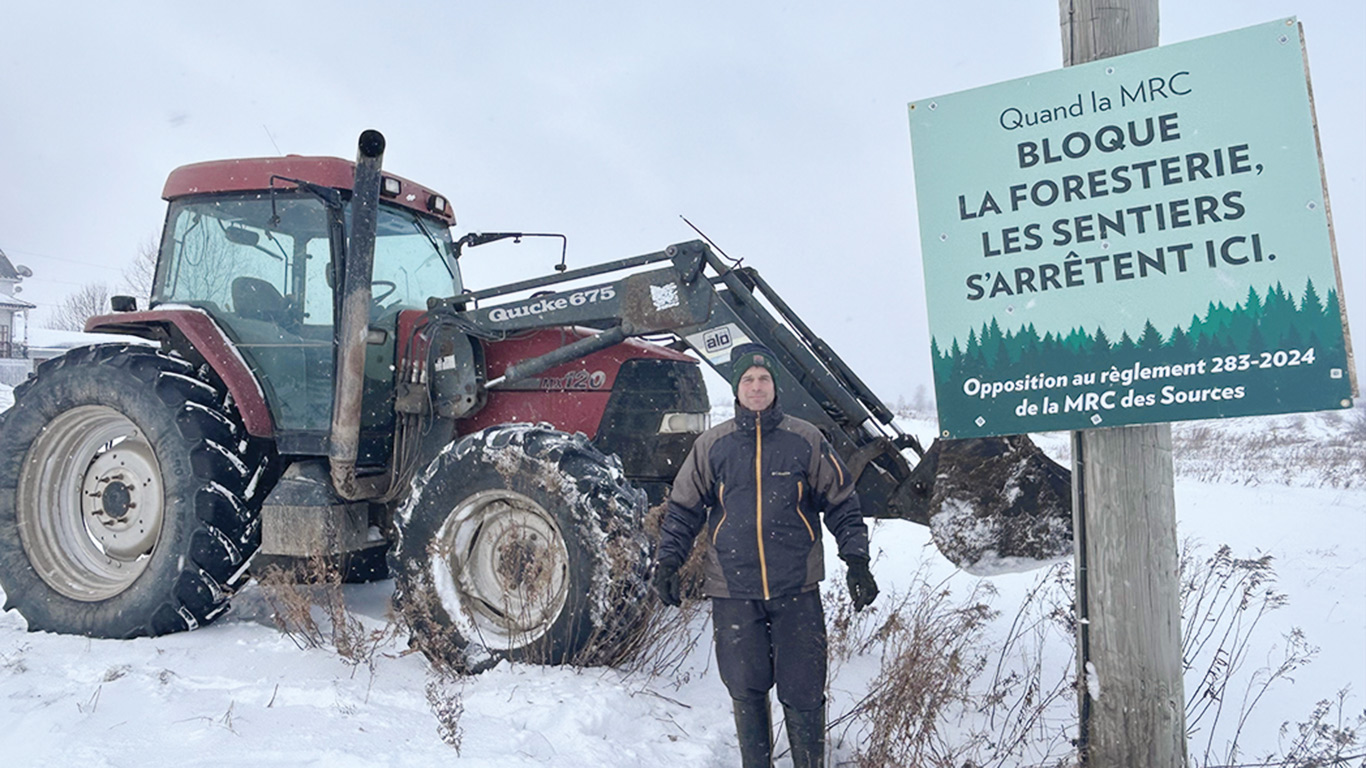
{"left": 111, "top": 295, "right": 138, "bottom": 312}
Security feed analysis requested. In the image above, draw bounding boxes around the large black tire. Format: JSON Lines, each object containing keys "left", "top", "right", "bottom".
{"left": 390, "top": 423, "right": 650, "bottom": 672}
{"left": 0, "top": 345, "right": 272, "bottom": 637}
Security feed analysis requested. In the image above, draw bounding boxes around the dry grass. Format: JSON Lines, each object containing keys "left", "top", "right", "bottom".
{"left": 812, "top": 536, "right": 1364, "bottom": 768}
{"left": 1180, "top": 540, "right": 1366, "bottom": 768}
{"left": 1182, "top": 540, "right": 1292, "bottom": 763}
{"left": 827, "top": 561, "right": 1077, "bottom": 768}
{"left": 388, "top": 577, "right": 475, "bottom": 676}
{"left": 255, "top": 557, "right": 398, "bottom": 672}
{"left": 1167, "top": 405, "right": 1364, "bottom": 489}
{"left": 425, "top": 670, "right": 466, "bottom": 750}
{"left": 1271, "top": 688, "right": 1365, "bottom": 768}
{"left": 608, "top": 502, "right": 711, "bottom": 680}
{"left": 893, "top": 402, "right": 1366, "bottom": 489}
{"left": 258, "top": 556, "right": 470, "bottom": 750}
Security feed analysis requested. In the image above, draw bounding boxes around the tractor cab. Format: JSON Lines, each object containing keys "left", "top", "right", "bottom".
{"left": 151, "top": 156, "right": 460, "bottom": 458}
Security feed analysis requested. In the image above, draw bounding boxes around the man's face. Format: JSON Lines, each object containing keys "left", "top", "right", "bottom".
{"left": 737, "top": 366, "right": 776, "bottom": 412}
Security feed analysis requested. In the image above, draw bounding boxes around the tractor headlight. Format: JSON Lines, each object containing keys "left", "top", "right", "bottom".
{"left": 658, "top": 412, "right": 709, "bottom": 434}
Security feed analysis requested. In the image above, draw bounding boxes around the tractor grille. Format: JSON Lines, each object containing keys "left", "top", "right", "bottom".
{"left": 593, "top": 358, "right": 709, "bottom": 503}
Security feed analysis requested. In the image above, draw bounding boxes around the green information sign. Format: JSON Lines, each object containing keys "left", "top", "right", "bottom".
{"left": 909, "top": 18, "right": 1355, "bottom": 439}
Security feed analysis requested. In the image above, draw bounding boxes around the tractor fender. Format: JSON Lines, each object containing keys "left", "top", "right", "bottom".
{"left": 86, "top": 306, "right": 274, "bottom": 437}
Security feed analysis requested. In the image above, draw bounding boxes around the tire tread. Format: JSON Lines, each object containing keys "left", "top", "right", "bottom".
{"left": 0, "top": 344, "right": 275, "bottom": 638}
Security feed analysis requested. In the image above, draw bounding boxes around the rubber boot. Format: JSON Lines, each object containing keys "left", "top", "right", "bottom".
{"left": 783, "top": 703, "right": 825, "bottom": 768}
{"left": 731, "top": 696, "right": 773, "bottom": 768}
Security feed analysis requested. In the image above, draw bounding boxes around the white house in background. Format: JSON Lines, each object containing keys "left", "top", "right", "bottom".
{"left": 0, "top": 247, "right": 36, "bottom": 360}
{"left": 0, "top": 248, "right": 150, "bottom": 387}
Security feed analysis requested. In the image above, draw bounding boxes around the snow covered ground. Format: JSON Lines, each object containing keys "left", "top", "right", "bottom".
{"left": 0, "top": 384, "right": 1361, "bottom": 766}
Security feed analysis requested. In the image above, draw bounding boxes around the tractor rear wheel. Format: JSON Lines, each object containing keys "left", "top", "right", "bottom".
{"left": 390, "top": 424, "right": 650, "bottom": 672}
{"left": 0, "top": 345, "right": 270, "bottom": 637}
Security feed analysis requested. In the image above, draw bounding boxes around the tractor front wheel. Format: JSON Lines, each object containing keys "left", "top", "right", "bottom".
{"left": 390, "top": 424, "right": 650, "bottom": 672}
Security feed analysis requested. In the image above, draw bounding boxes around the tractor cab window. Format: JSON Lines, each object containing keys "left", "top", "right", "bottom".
{"left": 156, "top": 193, "right": 329, "bottom": 320}
{"left": 154, "top": 193, "right": 334, "bottom": 435}
{"left": 362, "top": 204, "right": 461, "bottom": 315}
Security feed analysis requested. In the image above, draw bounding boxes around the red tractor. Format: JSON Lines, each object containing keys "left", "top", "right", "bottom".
{"left": 0, "top": 132, "right": 1070, "bottom": 669}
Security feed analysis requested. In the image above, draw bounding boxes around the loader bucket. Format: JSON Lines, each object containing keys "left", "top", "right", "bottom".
{"left": 903, "top": 435, "right": 1073, "bottom": 575}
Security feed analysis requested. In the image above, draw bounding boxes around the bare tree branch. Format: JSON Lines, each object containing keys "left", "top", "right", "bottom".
{"left": 45, "top": 282, "right": 110, "bottom": 331}
{"left": 121, "top": 235, "right": 158, "bottom": 302}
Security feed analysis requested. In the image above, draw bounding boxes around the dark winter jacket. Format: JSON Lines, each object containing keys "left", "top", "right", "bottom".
{"left": 657, "top": 402, "right": 869, "bottom": 600}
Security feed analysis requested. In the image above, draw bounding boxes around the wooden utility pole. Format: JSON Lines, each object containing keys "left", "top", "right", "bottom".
{"left": 1071, "top": 426, "right": 1184, "bottom": 766}
{"left": 1059, "top": 2, "right": 1187, "bottom": 767}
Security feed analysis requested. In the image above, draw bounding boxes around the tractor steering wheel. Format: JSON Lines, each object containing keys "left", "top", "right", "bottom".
{"left": 371, "top": 280, "right": 398, "bottom": 304}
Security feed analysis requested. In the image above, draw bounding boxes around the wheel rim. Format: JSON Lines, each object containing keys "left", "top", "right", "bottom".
{"left": 17, "top": 405, "right": 166, "bottom": 601}
{"left": 432, "top": 489, "right": 571, "bottom": 651}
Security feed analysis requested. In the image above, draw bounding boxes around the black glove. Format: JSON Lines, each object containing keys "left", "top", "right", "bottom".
{"left": 653, "top": 556, "right": 682, "bottom": 607}
{"left": 841, "top": 554, "right": 878, "bottom": 612}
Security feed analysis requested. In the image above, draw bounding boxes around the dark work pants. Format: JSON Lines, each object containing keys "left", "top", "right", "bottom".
{"left": 712, "top": 590, "right": 827, "bottom": 711}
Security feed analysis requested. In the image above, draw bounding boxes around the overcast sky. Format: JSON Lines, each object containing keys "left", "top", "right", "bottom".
{"left": 1, "top": 0, "right": 1360, "bottom": 402}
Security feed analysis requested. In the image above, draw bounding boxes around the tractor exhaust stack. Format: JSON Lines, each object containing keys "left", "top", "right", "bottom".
{"left": 330, "top": 129, "right": 386, "bottom": 499}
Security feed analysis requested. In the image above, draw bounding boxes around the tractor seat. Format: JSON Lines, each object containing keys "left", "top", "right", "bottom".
{"left": 232, "top": 277, "right": 289, "bottom": 325}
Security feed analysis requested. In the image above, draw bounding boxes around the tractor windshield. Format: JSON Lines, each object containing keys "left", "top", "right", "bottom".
{"left": 361, "top": 204, "right": 461, "bottom": 314}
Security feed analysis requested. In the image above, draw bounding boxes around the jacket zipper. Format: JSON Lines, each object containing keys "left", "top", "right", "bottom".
{"left": 796, "top": 481, "right": 814, "bottom": 541}
{"left": 756, "top": 421, "right": 769, "bottom": 600}
{"left": 713, "top": 483, "right": 727, "bottom": 544}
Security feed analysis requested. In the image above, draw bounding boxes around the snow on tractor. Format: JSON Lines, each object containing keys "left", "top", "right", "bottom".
{"left": 0, "top": 131, "right": 1071, "bottom": 669}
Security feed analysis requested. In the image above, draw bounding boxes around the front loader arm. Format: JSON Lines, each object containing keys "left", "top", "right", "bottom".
{"left": 430, "top": 242, "right": 713, "bottom": 387}
{"left": 668, "top": 246, "right": 1074, "bottom": 572}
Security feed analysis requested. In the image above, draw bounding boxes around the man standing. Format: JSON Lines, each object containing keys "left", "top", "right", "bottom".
{"left": 653, "top": 343, "right": 879, "bottom": 768}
